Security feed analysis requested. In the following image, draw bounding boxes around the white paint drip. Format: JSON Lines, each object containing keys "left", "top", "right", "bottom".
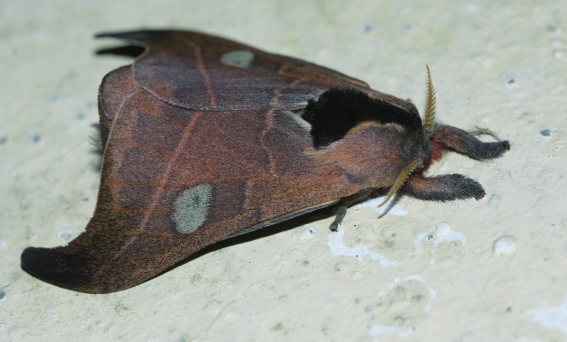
{"left": 434, "top": 223, "right": 467, "bottom": 245}
{"left": 413, "top": 232, "right": 433, "bottom": 248}
{"left": 414, "top": 223, "right": 467, "bottom": 248}
{"left": 527, "top": 294, "right": 567, "bottom": 335}
{"left": 369, "top": 325, "right": 416, "bottom": 340}
{"left": 493, "top": 235, "right": 517, "bottom": 256}
{"left": 327, "top": 231, "right": 398, "bottom": 267}
{"left": 377, "top": 275, "right": 437, "bottom": 313}
{"left": 353, "top": 196, "right": 408, "bottom": 216}
{"left": 369, "top": 276, "right": 435, "bottom": 340}
{"left": 369, "top": 324, "right": 399, "bottom": 337}
{"left": 299, "top": 226, "right": 317, "bottom": 240}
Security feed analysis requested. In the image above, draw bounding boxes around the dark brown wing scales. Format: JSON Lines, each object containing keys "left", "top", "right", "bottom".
{"left": 96, "top": 30, "right": 372, "bottom": 111}
{"left": 97, "top": 65, "right": 140, "bottom": 147}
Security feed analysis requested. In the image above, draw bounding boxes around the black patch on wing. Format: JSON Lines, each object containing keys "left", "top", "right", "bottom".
{"left": 95, "top": 31, "right": 163, "bottom": 57}
{"left": 96, "top": 45, "right": 146, "bottom": 58}
{"left": 302, "top": 88, "right": 422, "bottom": 148}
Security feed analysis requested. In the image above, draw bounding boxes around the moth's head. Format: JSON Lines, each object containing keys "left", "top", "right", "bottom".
{"left": 376, "top": 66, "right": 439, "bottom": 206}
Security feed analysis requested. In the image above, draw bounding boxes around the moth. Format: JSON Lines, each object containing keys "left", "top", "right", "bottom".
{"left": 21, "top": 30, "right": 509, "bottom": 293}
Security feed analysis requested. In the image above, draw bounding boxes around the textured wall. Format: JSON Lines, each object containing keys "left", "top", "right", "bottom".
{"left": 1, "top": 0, "right": 566, "bottom": 341}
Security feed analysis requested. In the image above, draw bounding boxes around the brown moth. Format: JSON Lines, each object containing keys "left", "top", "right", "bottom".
{"left": 21, "top": 30, "right": 510, "bottom": 293}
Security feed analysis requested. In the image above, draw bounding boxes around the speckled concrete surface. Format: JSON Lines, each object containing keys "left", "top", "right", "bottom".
{"left": 1, "top": 1, "right": 566, "bottom": 341}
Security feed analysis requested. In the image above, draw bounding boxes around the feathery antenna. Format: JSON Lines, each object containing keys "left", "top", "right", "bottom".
{"left": 424, "top": 65, "right": 437, "bottom": 129}
{"left": 377, "top": 159, "right": 422, "bottom": 207}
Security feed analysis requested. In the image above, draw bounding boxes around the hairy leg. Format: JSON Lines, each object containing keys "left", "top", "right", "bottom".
{"left": 404, "top": 173, "right": 485, "bottom": 201}
{"left": 432, "top": 125, "right": 510, "bottom": 160}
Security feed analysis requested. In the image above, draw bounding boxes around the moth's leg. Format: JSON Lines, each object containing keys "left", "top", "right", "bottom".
{"left": 404, "top": 174, "right": 485, "bottom": 201}
{"left": 432, "top": 125, "right": 510, "bottom": 160}
{"left": 329, "top": 189, "right": 373, "bottom": 232}
{"left": 329, "top": 205, "right": 347, "bottom": 232}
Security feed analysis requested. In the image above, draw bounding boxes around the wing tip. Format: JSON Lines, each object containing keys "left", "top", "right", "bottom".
{"left": 20, "top": 246, "right": 112, "bottom": 294}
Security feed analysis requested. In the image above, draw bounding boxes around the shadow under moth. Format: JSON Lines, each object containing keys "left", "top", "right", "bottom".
{"left": 21, "top": 30, "right": 510, "bottom": 293}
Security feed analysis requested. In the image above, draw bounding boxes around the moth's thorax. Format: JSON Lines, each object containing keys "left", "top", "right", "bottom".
{"left": 308, "top": 123, "right": 424, "bottom": 188}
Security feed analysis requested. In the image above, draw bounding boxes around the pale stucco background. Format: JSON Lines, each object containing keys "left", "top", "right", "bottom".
{"left": 1, "top": 1, "right": 566, "bottom": 341}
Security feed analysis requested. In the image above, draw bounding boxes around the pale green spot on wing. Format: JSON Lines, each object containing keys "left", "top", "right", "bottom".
{"left": 220, "top": 50, "right": 255, "bottom": 68}
{"left": 172, "top": 184, "right": 213, "bottom": 234}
